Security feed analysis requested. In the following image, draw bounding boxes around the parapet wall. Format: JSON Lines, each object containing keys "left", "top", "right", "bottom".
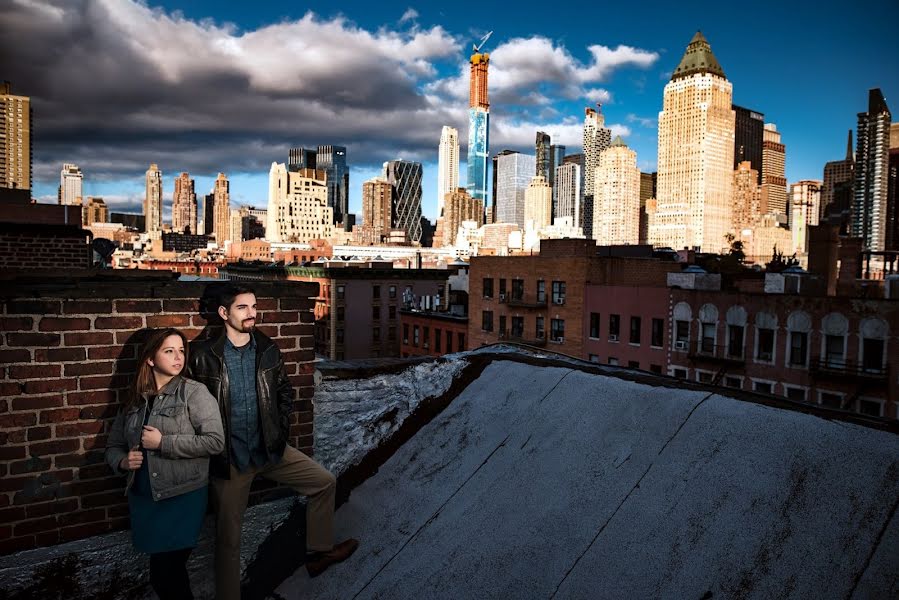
{"left": 0, "top": 272, "right": 318, "bottom": 555}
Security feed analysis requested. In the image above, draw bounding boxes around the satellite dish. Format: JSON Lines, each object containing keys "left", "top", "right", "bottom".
{"left": 92, "top": 238, "right": 117, "bottom": 262}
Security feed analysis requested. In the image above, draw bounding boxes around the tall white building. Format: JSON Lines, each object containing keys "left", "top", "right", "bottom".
{"left": 524, "top": 175, "right": 553, "bottom": 231}
{"left": 790, "top": 180, "right": 822, "bottom": 255}
{"left": 649, "top": 31, "right": 735, "bottom": 252}
{"left": 555, "top": 162, "right": 582, "bottom": 230}
{"left": 495, "top": 152, "right": 535, "bottom": 229}
{"left": 267, "top": 165, "right": 333, "bottom": 243}
{"left": 144, "top": 164, "right": 163, "bottom": 234}
{"left": 437, "top": 126, "right": 459, "bottom": 216}
{"left": 583, "top": 105, "right": 612, "bottom": 198}
{"left": 212, "top": 172, "right": 230, "bottom": 244}
{"left": 172, "top": 172, "right": 198, "bottom": 234}
{"left": 59, "top": 163, "right": 83, "bottom": 206}
{"left": 594, "top": 137, "right": 641, "bottom": 246}
{"left": 0, "top": 82, "right": 31, "bottom": 191}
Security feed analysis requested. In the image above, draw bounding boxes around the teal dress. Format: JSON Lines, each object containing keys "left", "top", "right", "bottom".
{"left": 128, "top": 395, "right": 208, "bottom": 554}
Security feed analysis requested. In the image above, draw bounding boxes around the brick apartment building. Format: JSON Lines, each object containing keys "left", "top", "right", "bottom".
{"left": 399, "top": 310, "right": 468, "bottom": 358}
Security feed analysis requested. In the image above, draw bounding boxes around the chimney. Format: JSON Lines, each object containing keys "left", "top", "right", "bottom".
{"left": 807, "top": 224, "right": 840, "bottom": 296}
{"left": 836, "top": 237, "right": 864, "bottom": 296}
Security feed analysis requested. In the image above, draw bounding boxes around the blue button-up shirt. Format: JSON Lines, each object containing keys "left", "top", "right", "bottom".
{"left": 223, "top": 335, "right": 268, "bottom": 471}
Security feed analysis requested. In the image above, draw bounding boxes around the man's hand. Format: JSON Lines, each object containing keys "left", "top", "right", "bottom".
{"left": 142, "top": 426, "right": 162, "bottom": 450}
{"left": 120, "top": 447, "right": 143, "bottom": 471}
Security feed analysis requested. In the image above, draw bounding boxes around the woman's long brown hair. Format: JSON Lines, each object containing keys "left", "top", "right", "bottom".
{"left": 127, "top": 328, "right": 189, "bottom": 410}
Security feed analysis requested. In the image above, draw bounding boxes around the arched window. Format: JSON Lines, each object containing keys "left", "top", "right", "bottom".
{"left": 673, "top": 302, "right": 692, "bottom": 350}
{"left": 786, "top": 311, "right": 812, "bottom": 368}
{"left": 725, "top": 306, "right": 747, "bottom": 359}
{"left": 754, "top": 312, "right": 777, "bottom": 363}
{"left": 820, "top": 312, "right": 849, "bottom": 367}
{"left": 859, "top": 317, "right": 889, "bottom": 373}
{"left": 698, "top": 304, "right": 719, "bottom": 353}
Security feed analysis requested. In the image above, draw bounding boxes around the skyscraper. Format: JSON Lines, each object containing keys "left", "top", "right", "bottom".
{"left": 548, "top": 144, "right": 566, "bottom": 212}
{"left": 443, "top": 188, "right": 484, "bottom": 246}
{"left": 288, "top": 148, "right": 316, "bottom": 171}
{"left": 760, "top": 124, "right": 787, "bottom": 216}
{"left": 524, "top": 175, "right": 552, "bottom": 231}
{"left": 0, "top": 82, "right": 32, "bottom": 191}
{"left": 555, "top": 162, "right": 582, "bottom": 229}
{"left": 733, "top": 105, "right": 765, "bottom": 183}
{"left": 888, "top": 126, "right": 899, "bottom": 250}
{"left": 317, "top": 145, "right": 349, "bottom": 231}
{"left": 362, "top": 177, "right": 393, "bottom": 233}
{"left": 649, "top": 32, "right": 735, "bottom": 252}
{"left": 144, "top": 164, "right": 163, "bottom": 234}
{"left": 732, "top": 161, "right": 761, "bottom": 235}
{"left": 213, "top": 172, "right": 230, "bottom": 244}
{"left": 267, "top": 166, "right": 333, "bottom": 243}
{"left": 583, "top": 105, "right": 612, "bottom": 239}
{"left": 821, "top": 130, "right": 854, "bottom": 226}
{"left": 81, "top": 197, "right": 108, "bottom": 226}
{"left": 267, "top": 162, "right": 288, "bottom": 240}
{"left": 852, "top": 88, "right": 892, "bottom": 251}
{"left": 59, "top": 164, "right": 83, "bottom": 206}
{"left": 490, "top": 149, "right": 517, "bottom": 225}
{"left": 438, "top": 126, "right": 460, "bottom": 216}
{"left": 496, "top": 152, "right": 536, "bottom": 229}
{"left": 384, "top": 160, "right": 423, "bottom": 242}
{"left": 790, "top": 180, "right": 822, "bottom": 255}
{"left": 639, "top": 172, "right": 657, "bottom": 245}
{"left": 172, "top": 172, "right": 198, "bottom": 234}
{"left": 594, "top": 137, "right": 641, "bottom": 246}
{"left": 467, "top": 48, "right": 490, "bottom": 204}
{"left": 203, "top": 193, "right": 215, "bottom": 235}
{"left": 535, "top": 132, "right": 551, "bottom": 180}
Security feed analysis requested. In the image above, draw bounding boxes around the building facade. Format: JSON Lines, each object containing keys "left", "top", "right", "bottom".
{"left": 317, "top": 145, "right": 349, "bottom": 231}
{"left": 583, "top": 105, "right": 612, "bottom": 239}
{"left": 385, "top": 160, "right": 423, "bottom": 243}
{"left": 821, "top": 130, "right": 854, "bottom": 225}
{"left": 496, "top": 152, "right": 535, "bottom": 229}
{"left": 172, "top": 172, "right": 198, "bottom": 234}
{"left": 733, "top": 105, "right": 765, "bottom": 183}
{"left": 467, "top": 51, "right": 490, "bottom": 204}
{"left": 0, "top": 82, "right": 32, "bottom": 191}
{"left": 81, "top": 196, "right": 108, "bottom": 226}
{"left": 213, "top": 172, "right": 230, "bottom": 244}
{"left": 59, "top": 163, "right": 83, "bottom": 206}
{"left": 536, "top": 131, "right": 551, "bottom": 181}
{"left": 524, "top": 175, "right": 553, "bottom": 231}
{"left": 269, "top": 167, "right": 333, "bottom": 243}
{"left": 650, "top": 32, "right": 735, "bottom": 253}
{"left": 761, "top": 124, "right": 787, "bottom": 216}
{"left": 732, "top": 161, "right": 761, "bottom": 235}
{"left": 400, "top": 310, "right": 469, "bottom": 358}
{"left": 362, "top": 176, "right": 393, "bottom": 235}
{"left": 144, "top": 163, "right": 163, "bottom": 235}
{"left": 852, "top": 88, "right": 892, "bottom": 251}
{"left": 443, "top": 188, "right": 484, "bottom": 247}
{"left": 555, "top": 162, "right": 582, "bottom": 230}
{"left": 438, "top": 126, "right": 460, "bottom": 216}
{"left": 593, "top": 137, "right": 640, "bottom": 246}
{"left": 790, "top": 180, "right": 822, "bottom": 255}
{"left": 639, "top": 172, "right": 657, "bottom": 245}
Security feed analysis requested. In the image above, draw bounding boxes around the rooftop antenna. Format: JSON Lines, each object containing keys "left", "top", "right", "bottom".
{"left": 473, "top": 31, "right": 493, "bottom": 53}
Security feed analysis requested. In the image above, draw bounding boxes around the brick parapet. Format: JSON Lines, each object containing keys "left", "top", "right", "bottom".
{"left": 0, "top": 274, "right": 318, "bottom": 555}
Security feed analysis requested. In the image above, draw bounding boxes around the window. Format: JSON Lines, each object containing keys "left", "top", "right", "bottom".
{"left": 337, "top": 306, "right": 345, "bottom": 322}
{"left": 423, "top": 327, "right": 430, "bottom": 349}
{"left": 389, "top": 305, "right": 396, "bottom": 319}
{"left": 536, "top": 316, "right": 545, "bottom": 339}
{"left": 651, "top": 318, "right": 664, "bottom": 347}
{"left": 551, "top": 281, "right": 566, "bottom": 304}
{"left": 701, "top": 323, "right": 715, "bottom": 353}
{"left": 550, "top": 318, "right": 565, "bottom": 341}
{"left": 372, "top": 285, "right": 381, "bottom": 299}
{"left": 499, "top": 279, "right": 507, "bottom": 298}
{"left": 499, "top": 315, "right": 507, "bottom": 336}
{"left": 754, "top": 381, "right": 773, "bottom": 394}
{"left": 650, "top": 364, "right": 662, "bottom": 374}
{"left": 511, "top": 316, "right": 524, "bottom": 338}
{"left": 372, "top": 327, "right": 381, "bottom": 342}
{"left": 859, "top": 399, "right": 883, "bottom": 417}
{"left": 446, "top": 331, "right": 453, "bottom": 353}
{"left": 789, "top": 331, "right": 808, "bottom": 366}
{"left": 757, "top": 328, "right": 774, "bottom": 361}
{"left": 588, "top": 354, "right": 599, "bottom": 363}
{"left": 336, "top": 285, "right": 345, "bottom": 300}
{"left": 824, "top": 335, "right": 844, "bottom": 366}
{"left": 403, "top": 323, "right": 409, "bottom": 344}
{"left": 862, "top": 338, "right": 885, "bottom": 372}
{"left": 630, "top": 317, "right": 641, "bottom": 345}
{"left": 675, "top": 320, "right": 689, "bottom": 343}
{"left": 389, "top": 285, "right": 397, "bottom": 299}
{"left": 372, "top": 305, "right": 380, "bottom": 320}
{"left": 727, "top": 325, "right": 744, "bottom": 358}
{"left": 820, "top": 392, "right": 842, "bottom": 409}
{"left": 784, "top": 387, "right": 806, "bottom": 401}
{"left": 608, "top": 357, "right": 619, "bottom": 366}
{"left": 697, "top": 371, "right": 712, "bottom": 383}
{"left": 537, "top": 280, "right": 546, "bottom": 303}
{"left": 336, "top": 328, "right": 344, "bottom": 343}
{"left": 512, "top": 279, "right": 524, "bottom": 301}
{"left": 388, "top": 326, "right": 396, "bottom": 341}
{"left": 673, "top": 368, "right": 687, "bottom": 379}
{"left": 413, "top": 325, "right": 420, "bottom": 346}
{"left": 458, "top": 332, "right": 465, "bottom": 351}
{"left": 435, "top": 329, "right": 442, "bottom": 352}
{"left": 628, "top": 360, "right": 640, "bottom": 369}
{"left": 609, "top": 314, "right": 620, "bottom": 340}
{"left": 482, "top": 310, "right": 494, "bottom": 332}
{"left": 725, "top": 376, "right": 742, "bottom": 389}
{"left": 589, "top": 313, "right": 600, "bottom": 339}
{"left": 483, "top": 278, "right": 494, "bottom": 298}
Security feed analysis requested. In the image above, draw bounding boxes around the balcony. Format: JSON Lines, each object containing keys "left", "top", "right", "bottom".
{"left": 810, "top": 358, "right": 889, "bottom": 382}
{"left": 687, "top": 341, "right": 746, "bottom": 366}
{"left": 507, "top": 294, "right": 548, "bottom": 309}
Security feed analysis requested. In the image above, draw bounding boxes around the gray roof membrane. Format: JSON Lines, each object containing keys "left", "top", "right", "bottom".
{"left": 278, "top": 360, "right": 899, "bottom": 599}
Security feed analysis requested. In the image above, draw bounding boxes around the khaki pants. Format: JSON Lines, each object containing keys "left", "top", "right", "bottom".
{"left": 211, "top": 446, "right": 336, "bottom": 600}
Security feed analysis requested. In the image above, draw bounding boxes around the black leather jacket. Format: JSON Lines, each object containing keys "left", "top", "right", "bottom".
{"left": 187, "top": 329, "right": 293, "bottom": 479}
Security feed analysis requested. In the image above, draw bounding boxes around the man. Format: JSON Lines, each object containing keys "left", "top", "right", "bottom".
{"left": 188, "top": 283, "right": 357, "bottom": 599}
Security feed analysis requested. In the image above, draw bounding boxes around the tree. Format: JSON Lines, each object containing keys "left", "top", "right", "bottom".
{"left": 765, "top": 245, "right": 800, "bottom": 273}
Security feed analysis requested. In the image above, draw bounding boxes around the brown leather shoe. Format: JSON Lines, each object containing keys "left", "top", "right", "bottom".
{"left": 305, "top": 538, "right": 359, "bottom": 578}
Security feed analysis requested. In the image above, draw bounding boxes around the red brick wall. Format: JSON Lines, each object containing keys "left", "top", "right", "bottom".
{"left": 0, "top": 231, "right": 91, "bottom": 270}
{"left": 0, "top": 274, "right": 317, "bottom": 555}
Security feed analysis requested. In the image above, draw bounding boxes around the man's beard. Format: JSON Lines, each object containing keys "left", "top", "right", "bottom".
{"left": 240, "top": 318, "right": 255, "bottom": 332}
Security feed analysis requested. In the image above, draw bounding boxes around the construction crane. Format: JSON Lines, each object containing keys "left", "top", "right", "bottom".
{"left": 473, "top": 31, "right": 493, "bottom": 53}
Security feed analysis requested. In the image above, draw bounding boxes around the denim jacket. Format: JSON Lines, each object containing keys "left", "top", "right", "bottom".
{"left": 105, "top": 376, "right": 225, "bottom": 501}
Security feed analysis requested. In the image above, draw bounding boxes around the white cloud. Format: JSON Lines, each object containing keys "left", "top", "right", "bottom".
{"left": 626, "top": 114, "right": 657, "bottom": 128}
{"left": 399, "top": 8, "right": 418, "bottom": 23}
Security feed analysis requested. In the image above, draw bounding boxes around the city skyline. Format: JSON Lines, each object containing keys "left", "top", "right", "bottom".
{"left": 2, "top": 0, "right": 897, "bottom": 222}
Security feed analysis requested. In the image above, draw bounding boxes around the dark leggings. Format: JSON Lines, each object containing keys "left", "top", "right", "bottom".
{"left": 149, "top": 547, "right": 194, "bottom": 600}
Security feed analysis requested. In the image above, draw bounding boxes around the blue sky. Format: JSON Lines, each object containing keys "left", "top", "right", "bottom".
{"left": 5, "top": 0, "right": 897, "bottom": 223}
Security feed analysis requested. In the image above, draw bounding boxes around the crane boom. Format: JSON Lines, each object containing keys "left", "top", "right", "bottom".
{"left": 473, "top": 31, "right": 493, "bottom": 53}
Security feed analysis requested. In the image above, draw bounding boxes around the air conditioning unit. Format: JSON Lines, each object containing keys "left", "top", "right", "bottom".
{"left": 554, "top": 298, "right": 565, "bottom": 305}
{"left": 609, "top": 334, "right": 619, "bottom": 342}
{"left": 557, "top": 337, "right": 564, "bottom": 343}
{"left": 499, "top": 293, "right": 507, "bottom": 302}
{"left": 675, "top": 340, "right": 688, "bottom": 350}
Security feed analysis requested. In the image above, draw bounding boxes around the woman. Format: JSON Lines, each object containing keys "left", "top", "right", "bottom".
{"left": 106, "top": 328, "right": 224, "bottom": 599}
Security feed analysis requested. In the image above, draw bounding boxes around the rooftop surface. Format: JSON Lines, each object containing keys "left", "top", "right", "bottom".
{"left": 282, "top": 352, "right": 899, "bottom": 599}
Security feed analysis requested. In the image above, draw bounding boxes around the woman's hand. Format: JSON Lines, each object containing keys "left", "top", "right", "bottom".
{"left": 120, "top": 448, "right": 143, "bottom": 471}
{"left": 141, "top": 425, "right": 162, "bottom": 450}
